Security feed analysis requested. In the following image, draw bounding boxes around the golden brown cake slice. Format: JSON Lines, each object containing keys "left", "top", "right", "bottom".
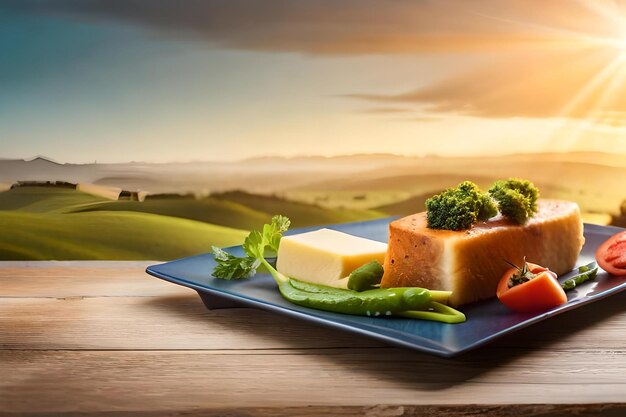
{"left": 381, "top": 199, "right": 585, "bottom": 307}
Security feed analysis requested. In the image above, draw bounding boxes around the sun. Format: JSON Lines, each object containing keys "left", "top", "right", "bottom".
{"left": 615, "top": 36, "right": 626, "bottom": 63}
{"left": 543, "top": 15, "right": 626, "bottom": 151}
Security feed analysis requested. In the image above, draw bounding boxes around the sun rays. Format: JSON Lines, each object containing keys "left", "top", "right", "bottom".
{"left": 543, "top": 1, "right": 626, "bottom": 151}
{"left": 403, "top": 0, "right": 626, "bottom": 152}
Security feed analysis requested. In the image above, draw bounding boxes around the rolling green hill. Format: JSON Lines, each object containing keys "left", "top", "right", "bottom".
{"left": 0, "top": 187, "right": 107, "bottom": 212}
{"left": 70, "top": 198, "right": 271, "bottom": 230}
{"left": 374, "top": 192, "right": 433, "bottom": 216}
{"left": 71, "top": 190, "right": 383, "bottom": 229}
{"left": 0, "top": 187, "right": 253, "bottom": 260}
{"left": 210, "top": 190, "right": 383, "bottom": 226}
{"left": 0, "top": 187, "right": 380, "bottom": 260}
{"left": 0, "top": 210, "right": 248, "bottom": 260}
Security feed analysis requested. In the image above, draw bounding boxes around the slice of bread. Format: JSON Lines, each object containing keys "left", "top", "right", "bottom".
{"left": 381, "top": 199, "right": 585, "bottom": 307}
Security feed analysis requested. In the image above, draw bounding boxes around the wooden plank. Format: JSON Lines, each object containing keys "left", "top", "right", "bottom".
{"left": 0, "top": 297, "right": 383, "bottom": 350}
{"left": 1, "top": 350, "right": 625, "bottom": 413}
{"left": 2, "top": 404, "right": 626, "bottom": 417}
{"left": 0, "top": 261, "right": 155, "bottom": 268}
{"left": 1, "top": 292, "right": 625, "bottom": 351}
{"left": 0, "top": 262, "right": 186, "bottom": 298}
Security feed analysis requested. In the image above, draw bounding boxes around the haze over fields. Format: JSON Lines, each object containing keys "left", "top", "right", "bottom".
{"left": 2, "top": 152, "right": 625, "bottom": 213}
{"left": 2, "top": 152, "right": 625, "bottom": 260}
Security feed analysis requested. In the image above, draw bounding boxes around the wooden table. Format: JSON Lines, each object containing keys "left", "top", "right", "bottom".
{"left": 1, "top": 261, "right": 625, "bottom": 416}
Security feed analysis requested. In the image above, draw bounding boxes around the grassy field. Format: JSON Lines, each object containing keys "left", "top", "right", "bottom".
{"left": 210, "top": 191, "right": 383, "bottom": 226}
{"left": 0, "top": 187, "right": 250, "bottom": 260}
{"left": 69, "top": 191, "right": 383, "bottom": 230}
{"left": 70, "top": 198, "right": 271, "bottom": 231}
{"left": 0, "top": 210, "right": 248, "bottom": 260}
{"left": 0, "top": 187, "right": 107, "bottom": 212}
{"left": 0, "top": 187, "right": 379, "bottom": 260}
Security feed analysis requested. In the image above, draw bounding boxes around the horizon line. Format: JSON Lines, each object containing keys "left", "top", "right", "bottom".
{"left": 1, "top": 149, "right": 624, "bottom": 165}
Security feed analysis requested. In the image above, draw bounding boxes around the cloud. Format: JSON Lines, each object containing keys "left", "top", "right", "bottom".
{"left": 585, "top": 111, "right": 626, "bottom": 128}
{"left": 6, "top": 0, "right": 626, "bottom": 122}
{"left": 396, "top": 116, "right": 440, "bottom": 123}
{"left": 347, "top": 46, "right": 626, "bottom": 120}
{"left": 357, "top": 107, "right": 415, "bottom": 114}
{"left": 355, "top": 107, "right": 440, "bottom": 122}
{"left": 4, "top": 0, "right": 620, "bottom": 55}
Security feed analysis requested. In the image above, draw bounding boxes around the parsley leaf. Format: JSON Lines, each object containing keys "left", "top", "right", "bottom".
{"left": 243, "top": 215, "right": 290, "bottom": 258}
{"left": 266, "top": 214, "right": 290, "bottom": 252}
{"left": 212, "top": 215, "right": 290, "bottom": 280}
{"left": 243, "top": 230, "right": 264, "bottom": 259}
{"left": 211, "top": 246, "right": 261, "bottom": 279}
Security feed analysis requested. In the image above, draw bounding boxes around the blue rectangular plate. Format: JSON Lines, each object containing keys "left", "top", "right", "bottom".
{"left": 146, "top": 219, "right": 626, "bottom": 357}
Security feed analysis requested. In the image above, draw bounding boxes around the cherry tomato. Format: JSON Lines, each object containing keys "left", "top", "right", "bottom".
{"left": 496, "top": 261, "right": 567, "bottom": 313}
{"left": 596, "top": 231, "right": 626, "bottom": 276}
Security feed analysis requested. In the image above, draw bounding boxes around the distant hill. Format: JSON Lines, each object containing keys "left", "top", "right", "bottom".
{"left": 27, "top": 155, "right": 64, "bottom": 165}
{"left": 374, "top": 192, "right": 433, "bottom": 216}
{"left": 210, "top": 190, "right": 383, "bottom": 226}
{"left": 0, "top": 153, "right": 411, "bottom": 193}
{"left": 70, "top": 196, "right": 271, "bottom": 230}
{"left": 0, "top": 187, "right": 248, "bottom": 260}
{"left": 372, "top": 181, "right": 580, "bottom": 217}
{"left": 299, "top": 173, "right": 497, "bottom": 193}
{"left": 3, "top": 151, "right": 625, "bottom": 197}
{"left": 2, "top": 150, "right": 625, "bottom": 217}
{"left": 292, "top": 155, "right": 626, "bottom": 215}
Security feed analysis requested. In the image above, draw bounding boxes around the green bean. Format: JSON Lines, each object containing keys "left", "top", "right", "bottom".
{"left": 280, "top": 278, "right": 431, "bottom": 317}
{"left": 288, "top": 278, "right": 354, "bottom": 295}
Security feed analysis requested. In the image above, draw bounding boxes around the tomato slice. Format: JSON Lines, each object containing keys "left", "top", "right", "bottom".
{"left": 496, "top": 262, "right": 567, "bottom": 313}
{"left": 596, "top": 231, "right": 626, "bottom": 276}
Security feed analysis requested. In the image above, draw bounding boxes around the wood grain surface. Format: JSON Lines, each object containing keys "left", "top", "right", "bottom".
{"left": 1, "top": 261, "right": 625, "bottom": 416}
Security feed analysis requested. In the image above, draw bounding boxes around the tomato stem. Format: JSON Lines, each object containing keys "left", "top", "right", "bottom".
{"left": 505, "top": 257, "right": 539, "bottom": 288}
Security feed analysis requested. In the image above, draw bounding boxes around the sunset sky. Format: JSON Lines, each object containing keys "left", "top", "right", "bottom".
{"left": 2, "top": 0, "right": 626, "bottom": 163}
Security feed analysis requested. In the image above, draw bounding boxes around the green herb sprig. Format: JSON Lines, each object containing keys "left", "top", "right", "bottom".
{"left": 211, "top": 215, "right": 290, "bottom": 280}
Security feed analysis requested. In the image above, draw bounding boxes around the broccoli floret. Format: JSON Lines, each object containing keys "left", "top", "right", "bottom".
{"left": 489, "top": 178, "right": 539, "bottom": 224}
{"left": 426, "top": 181, "right": 498, "bottom": 230}
{"left": 477, "top": 192, "right": 498, "bottom": 221}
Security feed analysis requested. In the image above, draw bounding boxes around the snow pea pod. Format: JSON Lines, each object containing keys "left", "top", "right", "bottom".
{"left": 398, "top": 302, "right": 466, "bottom": 324}
{"left": 280, "top": 278, "right": 431, "bottom": 317}
{"left": 561, "top": 261, "right": 598, "bottom": 291}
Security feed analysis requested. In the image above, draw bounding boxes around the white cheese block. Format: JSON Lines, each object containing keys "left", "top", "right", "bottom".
{"left": 276, "top": 228, "right": 388, "bottom": 288}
